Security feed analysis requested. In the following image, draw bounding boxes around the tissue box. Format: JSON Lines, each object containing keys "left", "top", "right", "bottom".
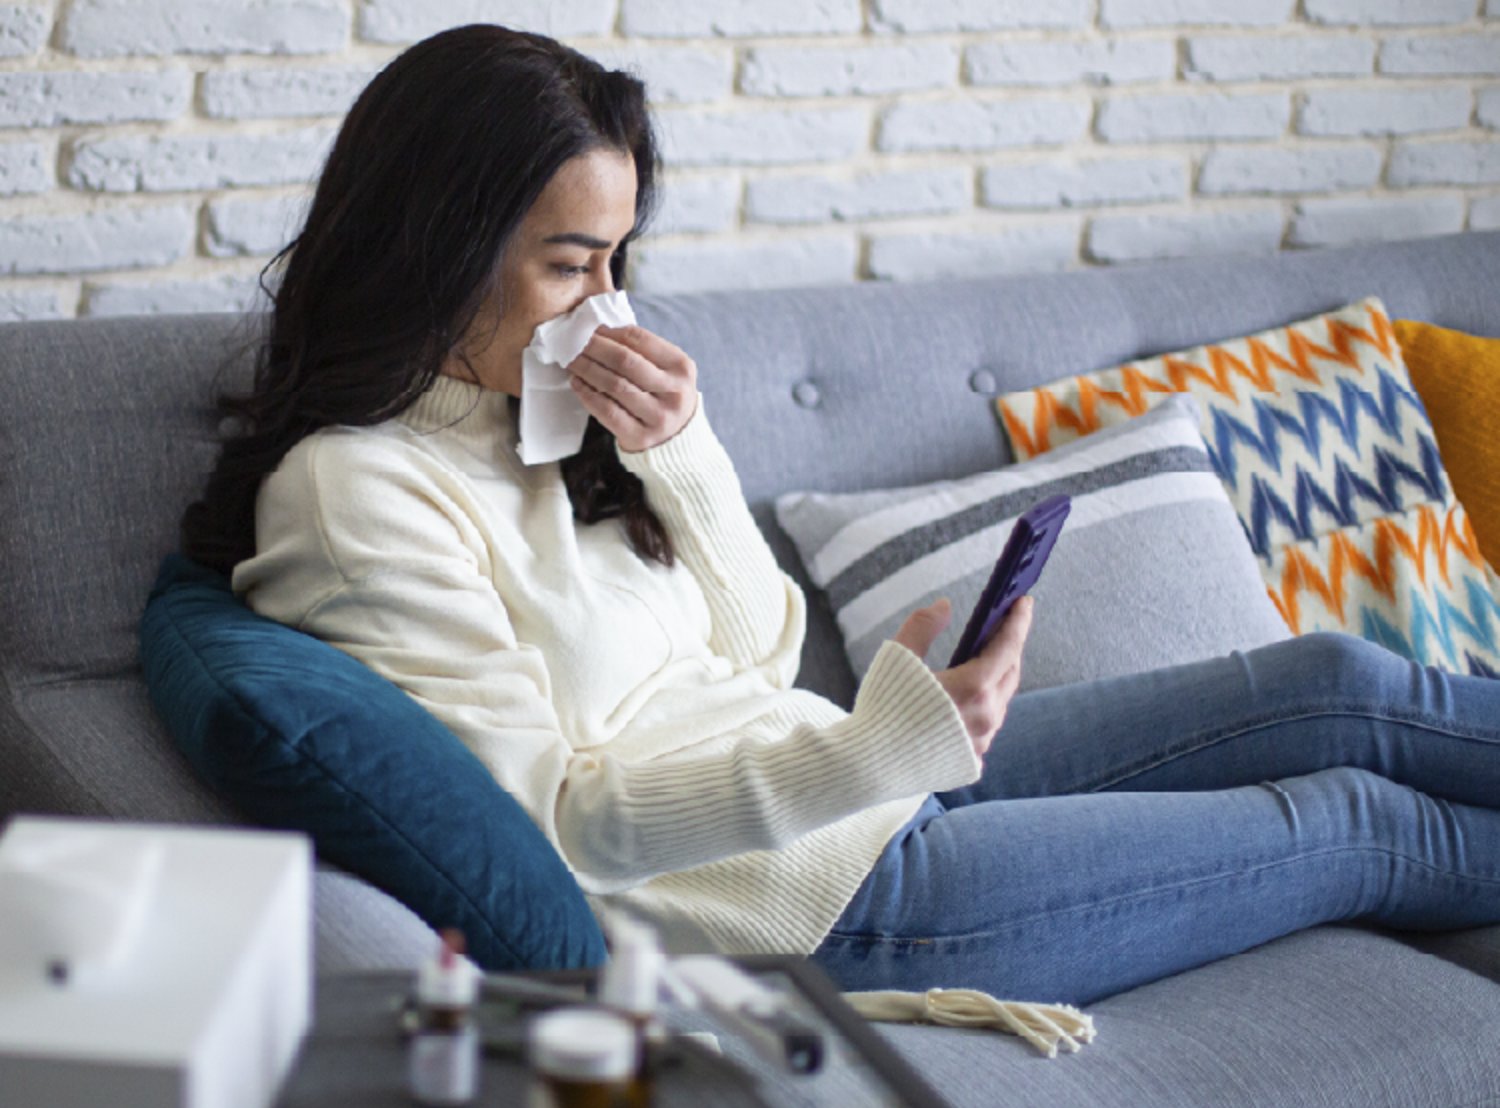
{"left": 0, "top": 818, "right": 312, "bottom": 1108}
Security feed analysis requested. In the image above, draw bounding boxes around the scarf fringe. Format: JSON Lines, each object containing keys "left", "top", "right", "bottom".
{"left": 843, "top": 988, "right": 1096, "bottom": 1059}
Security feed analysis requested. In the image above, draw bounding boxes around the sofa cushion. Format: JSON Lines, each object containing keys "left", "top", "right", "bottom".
{"left": 138, "top": 554, "right": 605, "bottom": 972}
{"left": 996, "top": 298, "right": 1500, "bottom": 677}
{"left": 775, "top": 396, "right": 1289, "bottom": 691}
{"left": 1394, "top": 319, "right": 1500, "bottom": 572}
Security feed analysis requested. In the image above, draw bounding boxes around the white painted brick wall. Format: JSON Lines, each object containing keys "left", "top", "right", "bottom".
{"left": 204, "top": 191, "right": 309, "bottom": 256}
{"left": 67, "top": 127, "right": 335, "bottom": 191}
{"left": 83, "top": 272, "right": 265, "bottom": 316}
{"left": 1471, "top": 194, "right": 1500, "bottom": 230}
{"left": 966, "top": 39, "right": 1175, "bottom": 87}
{"left": 1389, "top": 141, "right": 1500, "bottom": 186}
{"left": 1298, "top": 86, "right": 1474, "bottom": 136}
{"left": 361, "top": 0, "right": 611, "bottom": 43}
{"left": 1097, "top": 92, "right": 1289, "bottom": 142}
{"left": 200, "top": 65, "right": 379, "bottom": 119}
{"left": 1304, "top": 0, "right": 1475, "bottom": 25}
{"left": 982, "top": 157, "right": 1187, "bottom": 207}
{"left": 746, "top": 167, "right": 970, "bottom": 223}
{"left": 0, "top": 205, "right": 195, "bottom": 274}
{"left": 1479, "top": 88, "right": 1500, "bottom": 131}
{"left": 659, "top": 107, "right": 868, "bottom": 166}
{"left": 621, "top": 0, "right": 860, "bottom": 38}
{"left": 585, "top": 46, "right": 733, "bottom": 104}
{"left": 1380, "top": 34, "right": 1500, "bottom": 76}
{"left": 0, "top": 4, "right": 50, "bottom": 56}
{"left": 1088, "top": 206, "right": 1285, "bottom": 261}
{"left": 0, "top": 141, "right": 53, "bottom": 195}
{"left": 629, "top": 234, "right": 857, "bottom": 292}
{"left": 1, "top": 0, "right": 1499, "bottom": 312}
{"left": 871, "top": 0, "right": 1090, "bottom": 33}
{"left": 881, "top": 98, "right": 1091, "bottom": 152}
{"left": 0, "top": 287, "right": 66, "bottom": 321}
{"left": 653, "top": 174, "right": 741, "bottom": 234}
{"left": 59, "top": 0, "right": 349, "bottom": 57}
{"left": 741, "top": 44, "right": 955, "bottom": 97}
{"left": 1199, "top": 143, "right": 1384, "bottom": 193}
{"left": 867, "top": 221, "right": 1081, "bottom": 280}
{"left": 1184, "top": 35, "right": 1374, "bottom": 81}
{"left": 1289, "top": 194, "right": 1467, "bottom": 246}
{"left": 1100, "top": 0, "right": 1292, "bottom": 29}
{"left": 0, "top": 71, "right": 190, "bottom": 126}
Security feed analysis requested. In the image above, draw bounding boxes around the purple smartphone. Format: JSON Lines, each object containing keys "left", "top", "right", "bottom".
{"left": 947, "top": 494, "right": 1071, "bottom": 668}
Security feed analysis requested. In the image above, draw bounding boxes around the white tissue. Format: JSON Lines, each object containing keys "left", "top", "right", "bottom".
{"left": 0, "top": 828, "right": 162, "bottom": 989}
{"left": 518, "top": 289, "right": 636, "bottom": 465}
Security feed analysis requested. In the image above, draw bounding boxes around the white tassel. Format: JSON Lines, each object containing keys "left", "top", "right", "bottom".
{"left": 843, "top": 988, "right": 1096, "bottom": 1059}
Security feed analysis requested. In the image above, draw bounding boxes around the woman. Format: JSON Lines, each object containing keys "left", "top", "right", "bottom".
{"left": 183, "top": 24, "right": 1500, "bottom": 1007}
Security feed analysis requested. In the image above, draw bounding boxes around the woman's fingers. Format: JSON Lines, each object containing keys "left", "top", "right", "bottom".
{"left": 565, "top": 324, "right": 699, "bottom": 452}
{"left": 972, "top": 595, "right": 1034, "bottom": 681}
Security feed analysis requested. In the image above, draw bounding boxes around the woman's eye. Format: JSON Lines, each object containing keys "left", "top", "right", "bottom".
{"left": 554, "top": 264, "right": 589, "bottom": 278}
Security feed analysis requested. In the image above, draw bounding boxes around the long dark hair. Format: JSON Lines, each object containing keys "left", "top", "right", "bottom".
{"left": 181, "top": 23, "right": 672, "bottom": 574}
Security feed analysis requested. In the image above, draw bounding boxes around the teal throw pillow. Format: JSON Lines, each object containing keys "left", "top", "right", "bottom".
{"left": 138, "top": 554, "right": 605, "bottom": 971}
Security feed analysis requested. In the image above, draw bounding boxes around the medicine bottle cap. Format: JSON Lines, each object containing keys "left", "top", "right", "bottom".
{"left": 599, "top": 917, "right": 663, "bottom": 1018}
{"left": 529, "top": 1008, "right": 636, "bottom": 1081}
{"left": 418, "top": 930, "right": 479, "bottom": 1009}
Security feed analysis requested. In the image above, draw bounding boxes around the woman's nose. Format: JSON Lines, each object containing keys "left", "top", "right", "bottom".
{"left": 584, "top": 267, "right": 615, "bottom": 299}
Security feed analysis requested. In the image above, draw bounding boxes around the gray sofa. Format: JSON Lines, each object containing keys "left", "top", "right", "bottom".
{"left": 3, "top": 229, "right": 1499, "bottom": 1105}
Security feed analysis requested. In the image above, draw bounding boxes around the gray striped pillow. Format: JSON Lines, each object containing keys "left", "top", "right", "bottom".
{"left": 775, "top": 395, "right": 1290, "bottom": 691}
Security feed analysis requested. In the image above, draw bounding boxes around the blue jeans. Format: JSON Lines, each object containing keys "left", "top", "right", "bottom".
{"left": 811, "top": 633, "right": 1500, "bottom": 1006}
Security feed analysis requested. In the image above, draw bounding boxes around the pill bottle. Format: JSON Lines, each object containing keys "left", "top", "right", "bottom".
{"left": 528, "top": 1007, "right": 649, "bottom": 1108}
{"left": 408, "top": 929, "right": 480, "bottom": 1106}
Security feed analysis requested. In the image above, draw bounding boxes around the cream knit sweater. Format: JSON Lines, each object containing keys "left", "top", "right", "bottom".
{"left": 233, "top": 375, "right": 980, "bottom": 955}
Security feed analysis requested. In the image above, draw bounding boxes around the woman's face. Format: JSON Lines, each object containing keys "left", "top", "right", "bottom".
{"left": 442, "top": 147, "right": 639, "bottom": 395}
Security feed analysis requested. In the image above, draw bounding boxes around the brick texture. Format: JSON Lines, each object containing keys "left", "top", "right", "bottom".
{"left": 83, "top": 273, "right": 266, "bottom": 316}
{"left": 2, "top": 0, "right": 1499, "bottom": 311}
{"left": 0, "top": 205, "right": 195, "bottom": 275}
{"left": 0, "top": 4, "right": 50, "bottom": 56}
{"left": 1097, "top": 92, "right": 1289, "bottom": 142}
{"left": 746, "top": 168, "right": 970, "bottom": 223}
{"left": 867, "top": 222, "right": 1081, "bottom": 280}
{"left": 1199, "top": 143, "right": 1384, "bottom": 193}
{"left": 630, "top": 235, "right": 858, "bottom": 292}
{"left": 1088, "top": 206, "right": 1285, "bottom": 261}
{"left": 201, "top": 66, "right": 379, "bottom": 120}
{"left": 982, "top": 157, "right": 1187, "bottom": 207}
{"left": 871, "top": 0, "right": 1090, "bottom": 33}
{"left": 0, "top": 71, "right": 191, "bottom": 127}
{"left": 967, "top": 39, "right": 1175, "bottom": 86}
{"left": 621, "top": 0, "right": 860, "bottom": 37}
{"left": 59, "top": 0, "right": 349, "bottom": 57}
{"left": 0, "top": 141, "right": 53, "bottom": 195}
{"left": 68, "top": 128, "right": 335, "bottom": 192}
{"left": 1305, "top": 0, "right": 1475, "bottom": 25}
{"left": 1298, "top": 86, "right": 1474, "bottom": 136}
{"left": 1290, "top": 194, "right": 1466, "bottom": 246}
{"left": 741, "top": 44, "right": 956, "bottom": 97}
{"left": 1184, "top": 35, "right": 1374, "bottom": 81}
{"left": 881, "top": 98, "right": 1091, "bottom": 152}
{"left": 1100, "top": 0, "right": 1293, "bottom": 29}
{"left": 361, "top": 0, "right": 612, "bottom": 44}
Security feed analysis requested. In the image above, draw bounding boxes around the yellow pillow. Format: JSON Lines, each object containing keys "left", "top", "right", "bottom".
{"left": 1394, "top": 320, "right": 1500, "bottom": 572}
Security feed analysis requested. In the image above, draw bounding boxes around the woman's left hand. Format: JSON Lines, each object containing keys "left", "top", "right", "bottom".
{"left": 567, "top": 324, "right": 699, "bottom": 453}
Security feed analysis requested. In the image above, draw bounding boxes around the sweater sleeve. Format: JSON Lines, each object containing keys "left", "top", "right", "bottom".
{"left": 236, "top": 431, "right": 980, "bottom": 896}
{"left": 617, "top": 398, "right": 803, "bottom": 681}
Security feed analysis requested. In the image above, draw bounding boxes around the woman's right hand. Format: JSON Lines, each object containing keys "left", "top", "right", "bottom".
{"left": 892, "top": 595, "right": 1034, "bottom": 759}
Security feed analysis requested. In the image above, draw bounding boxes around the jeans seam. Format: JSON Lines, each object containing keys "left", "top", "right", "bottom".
{"left": 824, "top": 842, "right": 1500, "bottom": 946}
{"left": 1078, "top": 704, "right": 1500, "bottom": 794}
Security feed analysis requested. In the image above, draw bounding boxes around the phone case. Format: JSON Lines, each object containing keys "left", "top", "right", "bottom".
{"left": 947, "top": 494, "right": 1071, "bottom": 668}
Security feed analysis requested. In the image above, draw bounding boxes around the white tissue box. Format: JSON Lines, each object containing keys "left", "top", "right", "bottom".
{"left": 0, "top": 817, "right": 312, "bottom": 1108}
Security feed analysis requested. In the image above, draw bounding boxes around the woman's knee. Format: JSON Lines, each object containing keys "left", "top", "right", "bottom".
{"left": 1268, "top": 632, "right": 1407, "bottom": 699}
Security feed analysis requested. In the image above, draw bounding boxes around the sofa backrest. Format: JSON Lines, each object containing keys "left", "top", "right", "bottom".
{"left": 1, "top": 230, "right": 1496, "bottom": 824}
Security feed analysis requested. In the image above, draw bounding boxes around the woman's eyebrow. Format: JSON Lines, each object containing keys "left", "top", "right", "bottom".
{"left": 542, "top": 232, "right": 614, "bottom": 249}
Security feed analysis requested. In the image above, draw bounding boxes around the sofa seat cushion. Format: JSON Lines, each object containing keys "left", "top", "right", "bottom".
{"left": 138, "top": 553, "right": 605, "bottom": 971}
{"left": 878, "top": 925, "right": 1500, "bottom": 1107}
